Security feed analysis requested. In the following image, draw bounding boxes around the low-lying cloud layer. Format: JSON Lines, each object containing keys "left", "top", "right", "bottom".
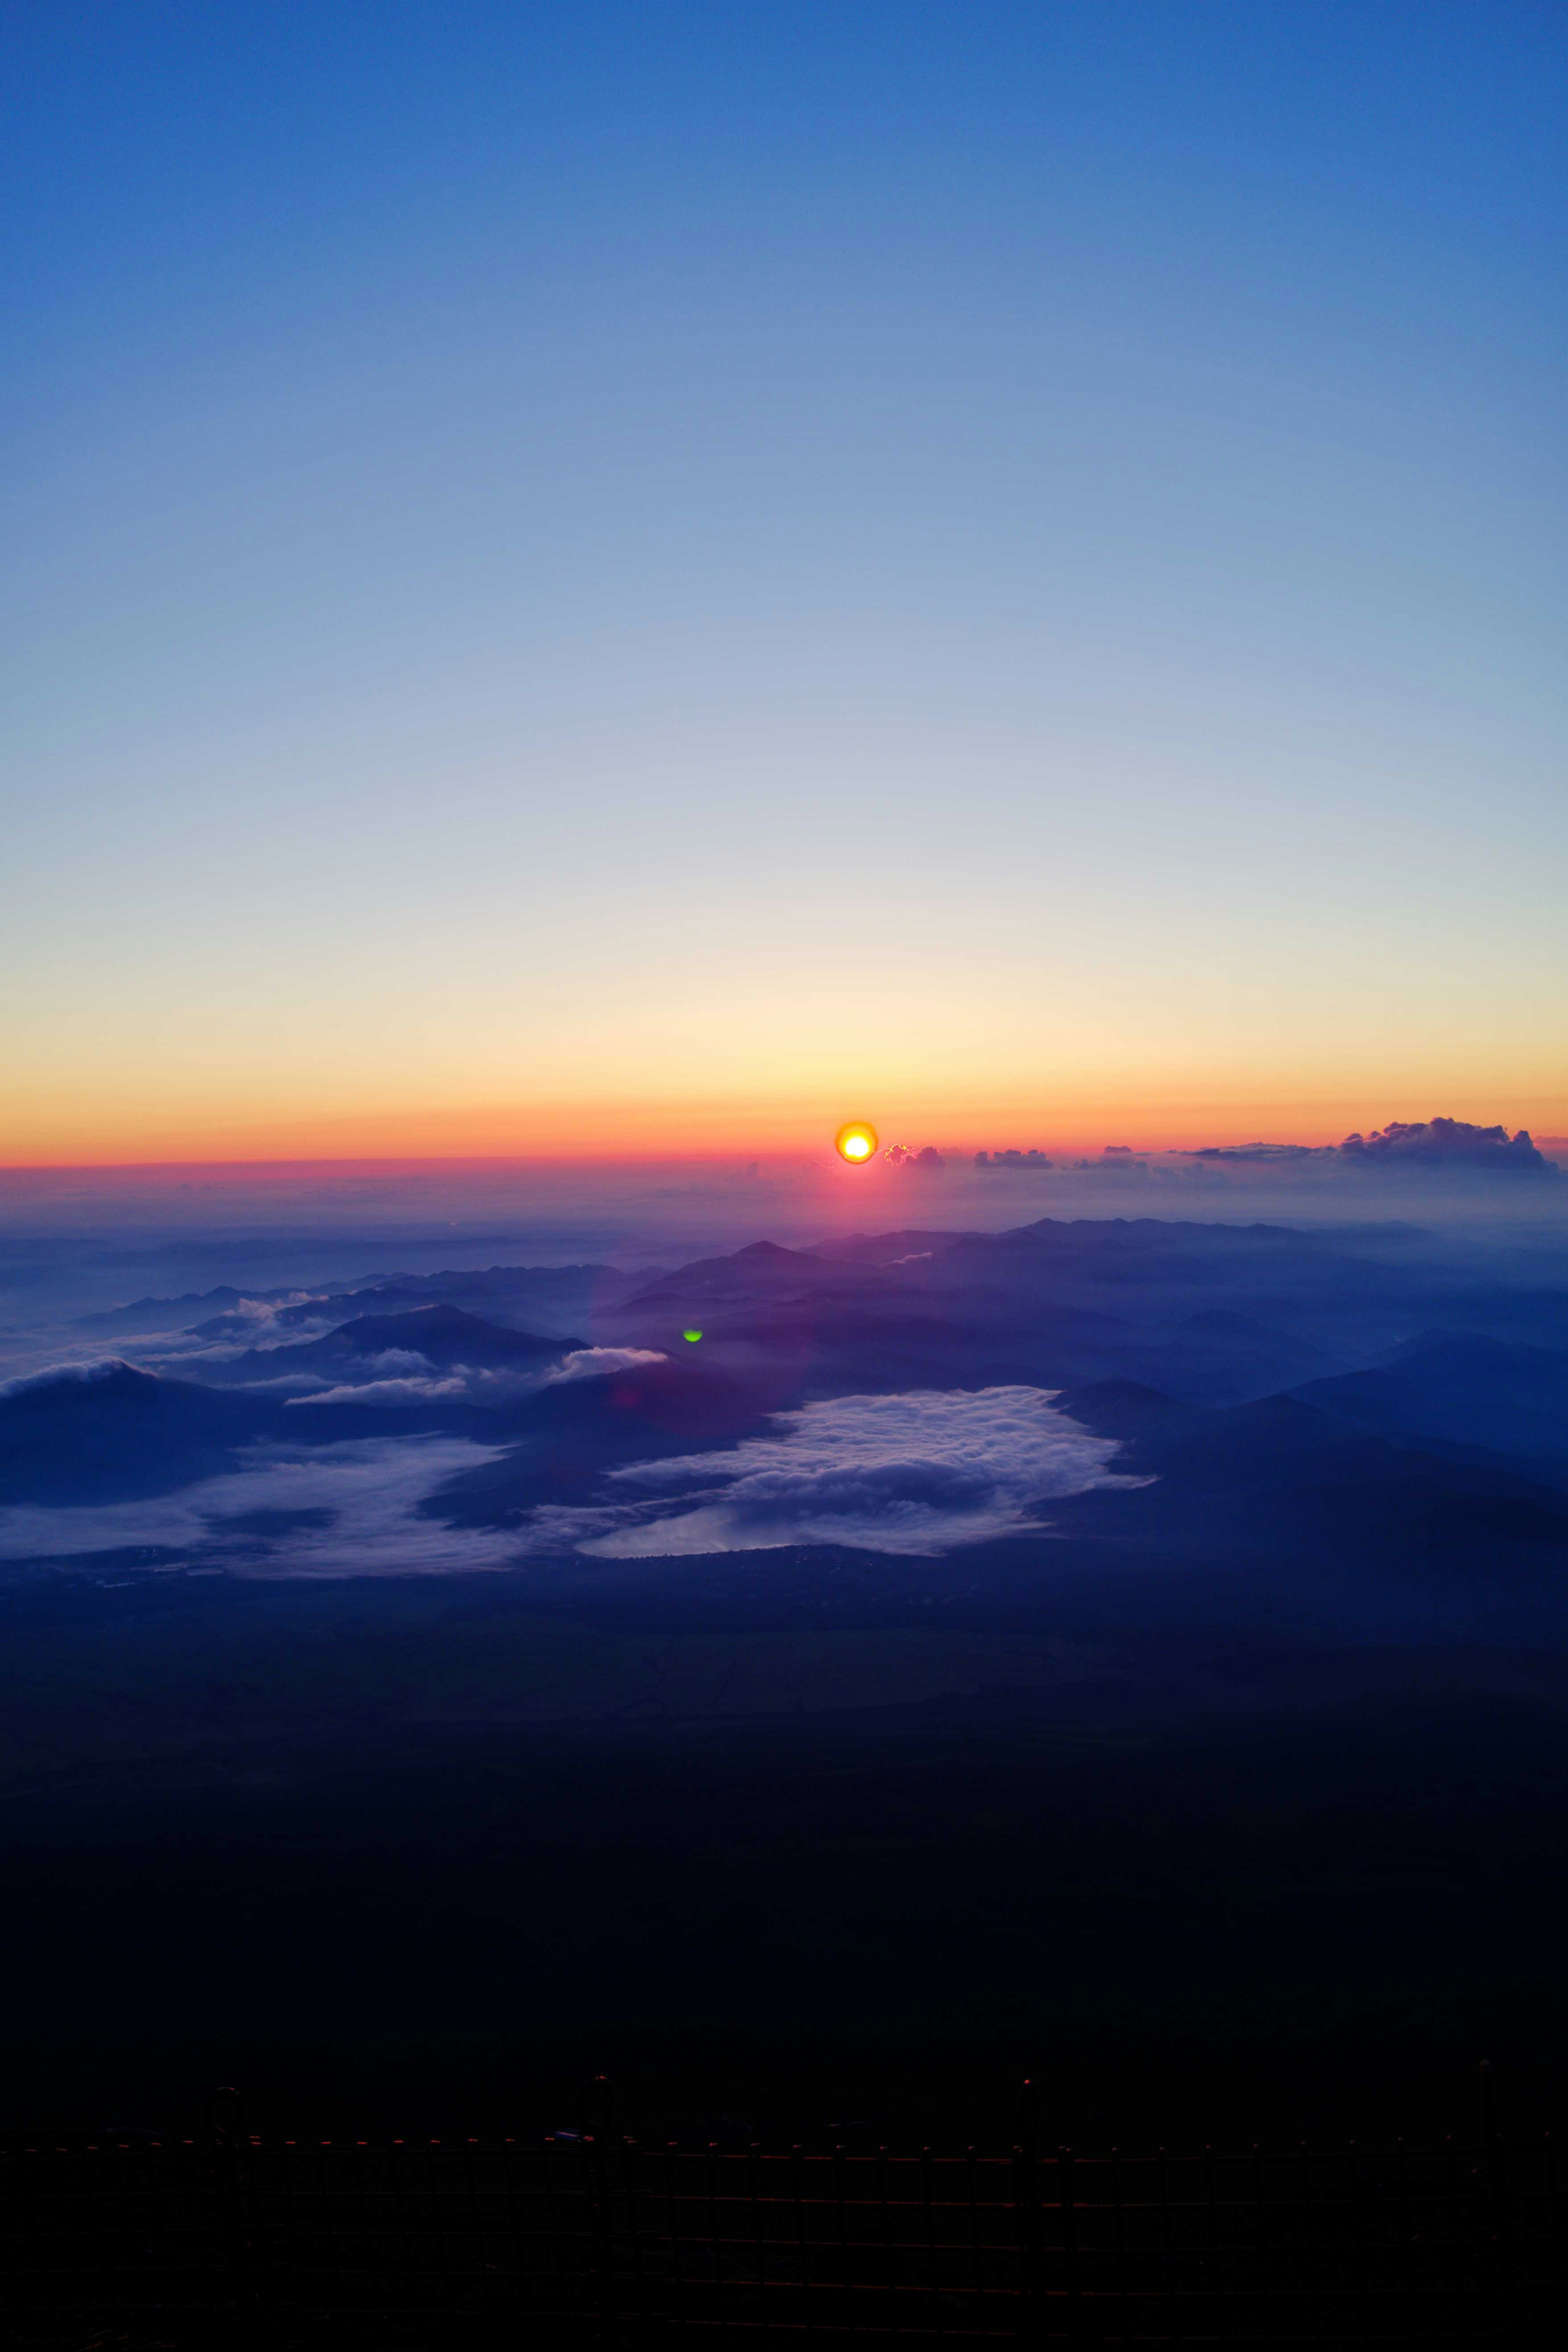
{"left": 283, "top": 1344, "right": 667, "bottom": 1408}
{"left": 0, "top": 1437, "right": 515, "bottom": 1576}
{"left": 0, "top": 1357, "right": 133, "bottom": 1399}
{"left": 528, "top": 1386, "right": 1140, "bottom": 1558}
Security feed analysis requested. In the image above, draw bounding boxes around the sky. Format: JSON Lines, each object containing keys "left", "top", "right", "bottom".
{"left": 4, "top": 1, "right": 1564, "bottom": 1166}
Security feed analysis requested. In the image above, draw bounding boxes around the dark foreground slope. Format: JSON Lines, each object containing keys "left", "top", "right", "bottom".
{"left": 6, "top": 1212, "right": 1568, "bottom": 2150}
{"left": 4, "top": 1557, "right": 1568, "bottom": 2151}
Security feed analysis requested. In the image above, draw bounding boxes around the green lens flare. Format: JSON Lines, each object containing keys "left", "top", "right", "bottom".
{"left": 683, "top": 1329, "right": 703, "bottom": 1343}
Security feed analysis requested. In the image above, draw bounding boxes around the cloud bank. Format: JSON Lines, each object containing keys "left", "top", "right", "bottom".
{"left": 1185, "top": 1119, "right": 1558, "bottom": 1175}
{"left": 1339, "top": 1119, "right": 1556, "bottom": 1173}
{"left": 526, "top": 1386, "right": 1141, "bottom": 1559}
{"left": 0, "top": 1436, "right": 516, "bottom": 1576}
{"left": 285, "top": 1344, "right": 667, "bottom": 1408}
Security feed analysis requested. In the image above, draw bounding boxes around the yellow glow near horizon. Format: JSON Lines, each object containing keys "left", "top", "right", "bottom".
{"left": 835, "top": 1121, "right": 878, "bottom": 1164}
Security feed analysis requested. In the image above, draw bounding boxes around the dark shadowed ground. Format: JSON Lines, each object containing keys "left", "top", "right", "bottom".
{"left": 4, "top": 1207, "right": 1568, "bottom": 2155}
{"left": 4, "top": 1562, "right": 1568, "bottom": 2155}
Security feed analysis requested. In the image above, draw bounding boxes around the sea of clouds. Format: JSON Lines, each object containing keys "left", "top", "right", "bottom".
{"left": 286, "top": 1344, "right": 666, "bottom": 1407}
{"left": 0, "top": 1436, "right": 517, "bottom": 1576}
{"left": 524, "top": 1386, "right": 1143, "bottom": 1559}
{"left": 0, "top": 1385, "right": 1137, "bottom": 1575}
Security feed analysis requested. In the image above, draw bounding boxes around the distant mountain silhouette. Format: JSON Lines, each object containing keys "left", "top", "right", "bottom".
{"left": 194, "top": 1304, "right": 577, "bottom": 1387}
{"left": 0, "top": 1364, "right": 283, "bottom": 1506}
{"left": 1045, "top": 1383, "right": 1568, "bottom": 1592}
{"left": 75, "top": 1286, "right": 254, "bottom": 1336}
{"left": 1296, "top": 1331, "right": 1568, "bottom": 1467}
{"left": 1054, "top": 1380, "right": 1196, "bottom": 1438}
{"left": 597, "top": 1223, "right": 1383, "bottom": 1404}
{"left": 331, "top": 1305, "right": 570, "bottom": 1364}
{"left": 251, "top": 1263, "right": 638, "bottom": 1341}
{"left": 621, "top": 1240, "right": 884, "bottom": 1316}
{"left": 80, "top": 1264, "right": 639, "bottom": 1345}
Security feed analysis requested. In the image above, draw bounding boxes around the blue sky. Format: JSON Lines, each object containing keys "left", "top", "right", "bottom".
{"left": 4, "top": 2, "right": 1564, "bottom": 1159}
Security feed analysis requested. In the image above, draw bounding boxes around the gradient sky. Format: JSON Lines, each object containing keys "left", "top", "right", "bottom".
{"left": 4, "top": 1, "right": 1564, "bottom": 1163}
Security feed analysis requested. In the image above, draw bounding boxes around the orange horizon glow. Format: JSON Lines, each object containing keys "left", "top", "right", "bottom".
{"left": 2, "top": 1086, "right": 1566, "bottom": 1177}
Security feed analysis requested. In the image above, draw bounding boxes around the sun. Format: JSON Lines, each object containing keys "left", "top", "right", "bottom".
{"left": 835, "top": 1121, "right": 878, "bottom": 1165}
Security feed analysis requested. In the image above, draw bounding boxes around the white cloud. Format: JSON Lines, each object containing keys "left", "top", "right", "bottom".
{"left": 0, "top": 1357, "right": 134, "bottom": 1399}
{"left": 351, "top": 1349, "right": 438, "bottom": 1376}
{"left": 292, "top": 1374, "right": 474, "bottom": 1405}
{"left": 139, "top": 1297, "right": 346, "bottom": 1368}
{"left": 543, "top": 1347, "right": 668, "bottom": 1383}
{"left": 0, "top": 1382, "right": 1141, "bottom": 1579}
{"left": 289, "top": 1345, "right": 668, "bottom": 1407}
{"left": 0, "top": 1437, "right": 518, "bottom": 1577}
{"left": 525, "top": 1385, "right": 1143, "bottom": 1559}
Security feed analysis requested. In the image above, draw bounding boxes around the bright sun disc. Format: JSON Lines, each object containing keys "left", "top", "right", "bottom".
{"left": 835, "top": 1121, "right": 878, "bottom": 1164}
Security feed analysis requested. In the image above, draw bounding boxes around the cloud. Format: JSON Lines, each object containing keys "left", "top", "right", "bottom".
{"left": 1339, "top": 1119, "right": 1557, "bottom": 1173}
{"left": 285, "top": 1345, "right": 668, "bottom": 1408}
{"left": 543, "top": 1347, "right": 668, "bottom": 1383}
{"left": 354, "top": 1349, "right": 439, "bottom": 1376}
{"left": 885, "top": 1145, "right": 947, "bottom": 1172}
{"left": 139, "top": 1297, "right": 350, "bottom": 1367}
{"left": 1183, "top": 1143, "right": 1327, "bottom": 1163}
{"left": 0, "top": 1436, "right": 517, "bottom": 1576}
{"left": 286, "top": 1361, "right": 523, "bottom": 1407}
{"left": 0, "top": 1357, "right": 134, "bottom": 1399}
{"left": 292, "top": 1374, "right": 474, "bottom": 1406}
{"left": 523, "top": 1386, "right": 1143, "bottom": 1559}
{"left": 1183, "top": 1121, "right": 1559, "bottom": 1175}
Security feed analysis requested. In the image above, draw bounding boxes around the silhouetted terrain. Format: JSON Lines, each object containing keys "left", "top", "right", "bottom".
{"left": 3, "top": 1210, "right": 1568, "bottom": 2143}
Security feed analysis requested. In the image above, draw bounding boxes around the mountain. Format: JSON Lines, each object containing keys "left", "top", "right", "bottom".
{"left": 256, "top": 1262, "right": 639, "bottom": 1341}
{"left": 619, "top": 1240, "right": 886, "bottom": 1316}
{"left": 1295, "top": 1331, "right": 1568, "bottom": 1468}
{"left": 1044, "top": 1385, "right": 1568, "bottom": 1600}
{"left": 193, "top": 1304, "right": 577, "bottom": 1387}
{"left": 326, "top": 1305, "right": 572, "bottom": 1367}
{"left": 78, "top": 1264, "right": 641, "bottom": 1346}
{"left": 74, "top": 1286, "right": 256, "bottom": 1336}
{"left": 424, "top": 1353, "right": 791, "bottom": 1526}
{"left": 1054, "top": 1379, "right": 1197, "bottom": 1439}
{"left": 0, "top": 1364, "right": 284, "bottom": 1506}
{"left": 597, "top": 1226, "right": 1381, "bottom": 1405}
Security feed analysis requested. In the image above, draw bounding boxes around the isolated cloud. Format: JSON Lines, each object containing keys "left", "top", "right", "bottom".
{"left": 543, "top": 1347, "right": 668, "bottom": 1383}
{"left": 524, "top": 1386, "right": 1143, "bottom": 1559}
{"left": 0, "top": 1436, "right": 516, "bottom": 1576}
{"left": 354, "top": 1349, "right": 439, "bottom": 1376}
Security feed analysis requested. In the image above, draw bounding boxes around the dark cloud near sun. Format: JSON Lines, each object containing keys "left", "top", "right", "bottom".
{"left": 1187, "top": 1120, "right": 1558, "bottom": 1176}
{"left": 1339, "top": 1119, "right": 1556, "bottom": 1173}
